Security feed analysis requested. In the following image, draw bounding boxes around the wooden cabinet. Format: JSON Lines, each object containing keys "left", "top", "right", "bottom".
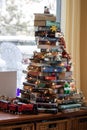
{"left": 68, "top": 118, "right": 78, "bottom": 130}
{"left": 76, "top": 116, "right": 87, "bottom": 130}
{"left": 67, "top": 116, "right": 87, "bottom": 130}
{"left": 0, "top": 128, "right": 11, "bottom": 130}
{"left": 36, "top": 119, "right": 69, "bottom": 130}
{"left": 0, "top": 123, "right": 34, "bottom": 130}
{"left": 0, "top": 110, "right": 87, "bottom": 130}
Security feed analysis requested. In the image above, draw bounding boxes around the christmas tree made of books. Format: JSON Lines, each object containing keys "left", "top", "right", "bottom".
{"left": 21, "top": 11, "right": 83, "bottom": 114}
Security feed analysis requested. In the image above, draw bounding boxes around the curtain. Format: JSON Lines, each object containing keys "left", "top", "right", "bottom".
{"left": 65, "top": 0, "right": 81, "bottom": 90}
{"left": 80, "top": 0, "right": 87, "bottom": 99}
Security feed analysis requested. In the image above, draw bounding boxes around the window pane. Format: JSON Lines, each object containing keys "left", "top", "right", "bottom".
{"left": 0, "top": 0, "right": 57, "bottom": 92}
{"left": 0, "top": 0, "right": 56, "bottom": 36}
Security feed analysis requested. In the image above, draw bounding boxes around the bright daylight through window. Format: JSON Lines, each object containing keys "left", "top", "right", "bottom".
{"left": 0, "top": 0, "right": 57, "bottom": 89}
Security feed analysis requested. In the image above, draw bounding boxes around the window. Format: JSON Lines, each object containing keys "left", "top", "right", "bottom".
{"left": 0, "top": 0, "right": 56, "bottom": 36}
{"left": 0, "top": 0, "right": 58, "bottom": 90}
